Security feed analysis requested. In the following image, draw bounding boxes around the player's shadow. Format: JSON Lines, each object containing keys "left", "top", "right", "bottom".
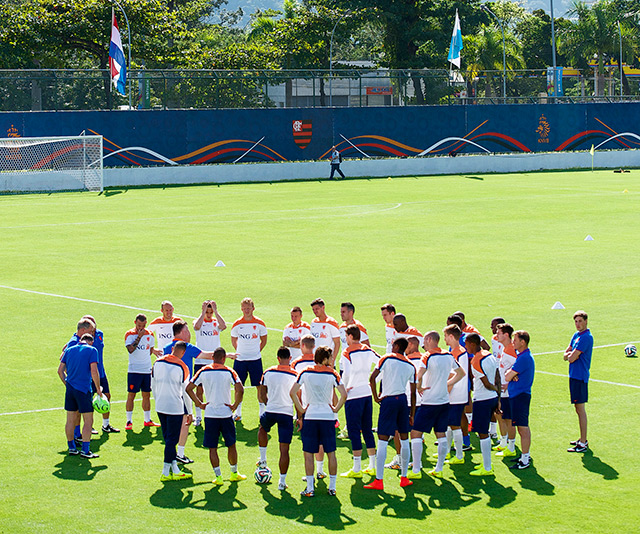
{"left": 52, "top": 454, "right": 108, "bottom": 481}
{"left": 349, "top": 481, "right": 431, "bottom": 520}
{"left": 193, "top": 424, "right": 205, "bottom": 447}
{"left": 506, "top": 461, "right": 556, "bottom": 495}
{"left": 417, "top": 477, "right": 482, "bottom": 511}
{"left": 121, "top": 427, "right": 162, "bottom": 452}
{"left": 149, "top": 480, "right": 200, "bottom": 510}
{"left": 260, "top": 485, "right": 302, "bottom": 520}
{"left": 297, "top": 489, "right": 357, "bottom": 530}
{"left": 198, "top": 482, "right": 248, "bottom": 512}
{"left": 234, "top": 421, "right": 259, "bottom": 447}
{"left": 453, "top": 472, "right": 517, "bottom": 508}
{"left": 581, "top": 450, "right": 619, "bottom": 480}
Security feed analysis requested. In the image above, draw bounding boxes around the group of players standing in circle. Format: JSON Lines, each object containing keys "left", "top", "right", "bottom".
{"left": 57, "top": 298, "right": 594, "bottom": 497}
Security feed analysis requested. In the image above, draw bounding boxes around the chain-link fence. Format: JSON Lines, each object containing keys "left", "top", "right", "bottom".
{"left": 2, "top": 68, "right": 639, "bottom": 111}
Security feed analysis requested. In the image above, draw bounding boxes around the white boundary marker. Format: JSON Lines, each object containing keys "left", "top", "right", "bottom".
{"left": 1, "top": 284, "right": 639, "bottom": 416}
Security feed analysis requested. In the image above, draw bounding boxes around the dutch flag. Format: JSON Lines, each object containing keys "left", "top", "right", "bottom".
{"left": 109, "top": 9, "right": 127, "bottom": 96}
{"left": 448, "top": 9, "right": 463, "bottom": 69}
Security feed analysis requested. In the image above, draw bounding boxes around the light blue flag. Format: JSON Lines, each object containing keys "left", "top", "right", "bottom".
{"left": 448, "top": 9, "right": 463, "bottom": 68}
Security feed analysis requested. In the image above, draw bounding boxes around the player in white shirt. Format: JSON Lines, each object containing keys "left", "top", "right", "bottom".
{"left": 230, "top": 298, "right": 268, "bottom": 420}
{"left": 186, "top": 347, "right": 246, "bottom": 485}
{"left": 380, "top": 303, "right": 397, "bottom": 354}
{"left": 257, "top": 347, "right": 298, "bottom": 490}
{"left": 290, "top": 346, "right": 347, "bottom": 497}
{"left": 193, "top": 300, "right": 227, "bottom": 426}
{"left": 151, "top": 341, "right": 193, "bottom": 481}
{"left": 490, "top": 317, "right": 506, "bottom": 357}
{"left": 148, "top": 300, "right": 182, "bottom": 349}
{"left": 494, "top": 323, "right": 518, "bottom": 456}
{"left": 339, "top": 302, "right": 370, "bottom": 352}
{"left": 443, "top": 324, "right": 470, "bottom": 464}
{"left": 393, "top": 314, "right": 423, "bottom": 341}
{"left": 409, "top": 331, "right": 464, "bottom": 479}
{"left": 339, "top": 325, "right": 379, "bottom": 479}
{"left": 309, "top": 298, "right": 340, "bottom": 366}
{"left": 125, "top": 314, "right": 164, "bottom": 430}
{"left": 282, "top": 306, "right": 311, "bottom": 360}
{"left": 364, "top": 338, "right": 417, "bottom": 491}
{"left": 465, "top": 333, "right": 500, "bottom": 476}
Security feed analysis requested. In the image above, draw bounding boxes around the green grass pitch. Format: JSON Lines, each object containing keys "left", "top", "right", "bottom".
{"left": 1, "top": 170, "right": 639, "bottom": 533}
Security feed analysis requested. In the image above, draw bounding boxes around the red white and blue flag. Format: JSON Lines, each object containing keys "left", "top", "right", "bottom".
{"left": 109, "top": 9, "right": 127, "bottom": 96}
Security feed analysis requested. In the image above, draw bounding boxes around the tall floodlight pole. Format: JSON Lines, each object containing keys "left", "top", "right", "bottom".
{"left": 329, "top": 10, "right": 351, "bottom": 107}
{"left": 550, "top": 0, "right": 558, "bottom": 102}
{"left": 481, "top": 5, "right": 506, "bottom": 102}
{"left": 618, "top": 21, "right": 623, "bottom": 97}
{"left": 112, "top": 0, "right": 132, "bottom": 109}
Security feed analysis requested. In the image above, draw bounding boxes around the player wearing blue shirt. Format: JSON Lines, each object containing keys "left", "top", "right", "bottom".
{"left": 506, "top": 330, "right": 535, "bottom": 470}
{"left": 57, "top": 329, "right": 101, "bottom": 458}
{"left": 564, "top": 311, "right": 593, "bottom": 453}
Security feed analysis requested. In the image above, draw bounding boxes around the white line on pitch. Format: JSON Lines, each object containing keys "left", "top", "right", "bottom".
{"left": 534, "top": 341, "right": 640, "bottom": 356}
{"left": 536, "top": 370, "right": 640, "bottom": 390}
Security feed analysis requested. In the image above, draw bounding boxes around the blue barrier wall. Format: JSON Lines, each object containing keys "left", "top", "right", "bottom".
{"left": 2, "top": 103, "right": 640, "bottom": 166}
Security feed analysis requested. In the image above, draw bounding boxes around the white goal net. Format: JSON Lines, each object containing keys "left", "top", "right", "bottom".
{"left": 0, "top": 135, "right": 103, "bottom": 193}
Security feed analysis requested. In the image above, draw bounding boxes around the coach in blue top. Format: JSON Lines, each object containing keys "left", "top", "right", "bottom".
{"left": 57, "top": 327, "right": 101, "bottom": 458}
{"left": 564, "top": 310, "right": 593, "bottom": 453}
{"left": 506, "top": 330, "right": 535, "bottom": 470}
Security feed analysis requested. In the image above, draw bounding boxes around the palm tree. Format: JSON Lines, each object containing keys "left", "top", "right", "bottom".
{"left": 463, "top": 24, "right": 524, "bottom": 98}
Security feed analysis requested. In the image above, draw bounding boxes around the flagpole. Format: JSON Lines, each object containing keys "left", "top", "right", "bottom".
{"left": 111, "top": 0, "right": 132, "bottom": 109}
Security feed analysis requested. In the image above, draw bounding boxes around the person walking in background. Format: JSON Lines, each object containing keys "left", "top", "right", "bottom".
{"left": 329, "top": 147, "right": 345, "bottom": 180}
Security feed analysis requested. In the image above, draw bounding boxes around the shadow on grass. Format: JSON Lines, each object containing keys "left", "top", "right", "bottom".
{"left": 464, "top": 176, "right": 484, "bottom": 181}
{"left": 121, "top": 427, "right": 162, "bottom": 451}
{"left": 349, "top": 480, "right": 430, "bottom": 520}
{"left": 453, "top": 471, "right": 517, "bottom": 509}
{"left": 581, "top": 450, "right": 619, "bottom": 480}
{"left": 506, "top": 460, "right": 556, "bottom": 495}
{"left": 235, "top": 420, "right": 259, "bottom": 447}
{"left": 52, "top": 454, "right": 107, "bottom": 481}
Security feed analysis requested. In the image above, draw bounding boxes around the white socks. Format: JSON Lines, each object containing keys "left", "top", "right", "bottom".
{"left": 329, "top": 475, "right": 337, "bottom": 491}
{"left": 480, "top": 437, "right": 492, "bottom": 471}
{"left": 177, "top": 446, "right": 185, "bottom": 457}
{"left": 316, "top": 460, "right": 324, "bottom": 474}
{"left": 507, "top": 438, "right": 516, "bottom": 452}
{"left": 411, "top": 438, "right": 422, "bottom": 473}
{"left": 376, "top": 439, "right": 388, "bottom": 480}
{"left": 452, "top": 428, "right": 463, "bottom": 459}
{"left": 196, "top": 406, "right": 202, "bottom": 419}
{"left": 400, "top": 439, "right": 410, "bottom": 477}
{"left": 521, "top": 452, "right": 530, "bottom": 464}
{"left": 306, "top": 475, "right": 314, "bottom": 491}
{"left": 436, "top": 437, "right": 448, "bottom": 472}
{"left": 102, "top": 417, "right": 109, "bottom": 427}
{"left": 279, "top": 473, "right": 287, "bottom": 485}
{"left": 353, "top": 455, "right": 362, "bottom": 472}
{"left": 162, "top": 462, "right": 171, "bottom": 476}
{"left": 171, "top": 460, "right": 180, "bottom": 475}
{"left": 259, "top": 446, "right": 267, "bottom": 463}
{"left": 144, "top": 410, "right": 151, "bottom": 423}
{"left": 235, "top": 403, "right": 242, "bottom": 418}
{"left": 259, "top": 403, "right": 266, "bottom": 416}
{"left": 126, "top": 411, "right": 133, "bottom": 423}
{"left": 230, "top": 464, "right": 238, "bottom": 473}
{"left": 489, "top": 421, "right": 497, "bottom": 435}
{"left": 368, "top": 454, "right": 376, "bottom": 470}
{"left": 214, "top": 466, "right": 222, "bottom": 476}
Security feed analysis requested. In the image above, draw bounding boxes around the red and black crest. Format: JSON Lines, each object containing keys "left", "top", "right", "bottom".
{"left": 293, "top": 120, "right": 312, "bottom": 149}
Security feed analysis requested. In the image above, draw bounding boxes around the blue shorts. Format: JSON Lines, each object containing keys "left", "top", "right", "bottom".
{"left": 128, "top": 373, "right": 151, "bottom": 393}
{"left": 345, "top": 396, "right": 376, "bottom": 451}
{"left": 233, "top": 359, "right": 263, "bottom": 387}
{"left": 65, "top": 384, "right": 93, "bottom": 413}
{"left": 500, "top": 397, "right": 512, "bottom": 420}
{"left": 377, "top": 394, "right": 410, "bottom": 437}
{"left": 301, "top": 419, "right": 337, "bottom": 454}
{"left": 203, "top": 417, "right": 236, "bottom": 448}
{"left": 91, "top": 375, "right": 110, "bottom": 396}
{"left": 570, "top": 378, "right": 588, "bottom": 404}
{"left": 414, "top": 403, "right": 450, "bottom": 434}
{"left": 472, "top": 397, "right": 498, "bottom": 435}
{"left": 510, "top": 393, "right": 531, "bottom": 427}
{"left": 448, "top": 403, "right": 467, "bottom": 427}
{"left": 193, "top": 362, "right": 210, "bottom": 376}
{"left": 260, "top": 412, "right": 294, "bottom": 444}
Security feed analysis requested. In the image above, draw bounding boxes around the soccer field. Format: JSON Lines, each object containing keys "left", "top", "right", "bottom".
{"left": 1, "top": 170, "right": 639, "bottom": 533}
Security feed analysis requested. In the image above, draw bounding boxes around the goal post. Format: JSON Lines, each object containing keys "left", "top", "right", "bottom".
{"left": 0, "top": 135, "right": 103, "bottom": 193}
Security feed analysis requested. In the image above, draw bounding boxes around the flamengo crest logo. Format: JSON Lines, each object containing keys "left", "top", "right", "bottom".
{"left": 293, "top": 120, "right": 312, "bottom": 149}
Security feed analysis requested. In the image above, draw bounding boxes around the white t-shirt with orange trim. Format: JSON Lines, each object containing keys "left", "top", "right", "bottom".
{"left": 291, "top": 355, "right": 317, "bottom": 405}
{"left": 340, "top": 343, "right": 379, "bottom": 400}
{"left": 406, "top": 351, "right": 424, "bottom": 406}
{"left": 394, "top": 326, "right": 423, "bottom": 341}
{"left": 148, "top": 316, "right": 182, "bottom": 349}
{"left": 296, "top": 365, "right": 343, "bottom": 420}
{"left": 498, "top": 343, "right": 517, "bottom": 398}
{"left": 385, "top": 323, "right": 396, "bottom": 353}
{"left": 192, "top": 363, "right": 241, "bottom": 418}
{"left": 419, "top": 350, "right": 459, "bottom": 405}
{"left": 449, "top": 345, "right": 470, "bottom": 405}
{"left": 310, "top": 316, "right": 340, "bottom": 355}
{"left": 151, "top": 355, "right": 192, "bottom": 416}
{"left": 471, "top": 350, "right": 499, "bottom": 402}
{"left": 491, "top": 334, "right": 504, "bottom": 358}
{"left": 375, "top": 353, "right": 417, "bottom": 397}
{"left": 231, "top": 316, "right": 268, "bottom": 361}
{"left": 195, "top": 318, "right": 222, "bottom": 364}
{"left": 282, "top": 321, "right": 311, "bottom": 360}
{"left": 261, "top": 365, "right": 298, "bottom": 416}
{"left": 124, "top": 328, "right": 155, "bottom": 374}
{"left": 339, "top": 320, "right": 370, "bottom": 353}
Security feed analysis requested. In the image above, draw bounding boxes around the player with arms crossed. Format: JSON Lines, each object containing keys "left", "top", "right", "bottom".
{"left": 151, "top": 341, "right": 193, "bottom": 481}
{"left": 125, "top": 314, "right": 163, "bottom": 430}
{"left": 230, "top": 298, "right": 268, "bottom": 421}
{"left": 193, "top": 300, "right": 227, "bottom": 426}
{"left": 364, "top": 338, "right": 417, "bottom": 491}
{"left": 339, "top": 325, "right": 379, "bottom": 479}
{"left": 57, "top": 330, "right": 101, "bottom": 458}
{"left": 290, "top": 346, "right": 347, "bottom": 497}
{"left": 494, "top": 323, "right": 518, "bottom": 457}
{"left": 309, "top": 299, "right": 341, "bottom": 367}
{"left": 257, "top": 346, "right": 298, "bottom": 490}
{"left": 187, "top": 347, "right": 246, "bottom": 485}
{"left": 409, "top": 331, "right": 465, "bottom": 479}
{"left": 465, "top": 333, "right": 501, "bottom": 476}
{"left": 282, "top": 306, "right": 311, "bottom": 360}
{"left": 381, "top": 304, "right": 397, "bottom": 354}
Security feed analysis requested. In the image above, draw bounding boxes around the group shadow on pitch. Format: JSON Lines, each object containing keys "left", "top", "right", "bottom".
{"left": 581, "top": 449, "right": 619, "bottom": 480}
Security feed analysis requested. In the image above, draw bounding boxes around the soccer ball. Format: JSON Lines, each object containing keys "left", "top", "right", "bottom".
{"left": 254, "top": 466, "right": 272, "bottom": 484}
{"left": 624, "top": 344, "right": 637, "bottom": 358}
{"left": 93, "top": 394, "right": 110, "bottom": 414}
